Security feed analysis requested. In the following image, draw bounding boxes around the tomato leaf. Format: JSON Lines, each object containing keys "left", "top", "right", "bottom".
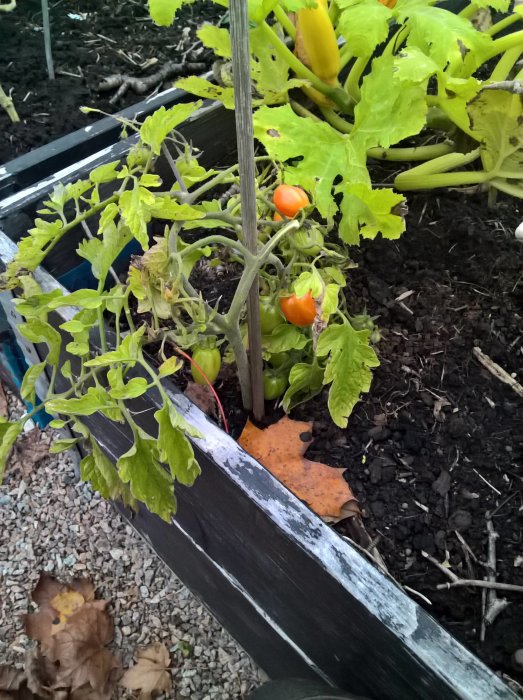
{"left": 282, "top": 362, "right": 325, "bottom": 412}
{"left": 155, "top": 404, "right": 201, "bottom": 485}
{"left": 262, "top": 324, "right": 309, "bottom": 353}
{"left": 0, "top": 420, "right": 23, "bottom": 483}
{"left": 316, "top": 323, "right": 379, "bottom": 428}
{"left": 20, "top": 361, "right": 46, "bottom": 405}
{"left": 47, "top": 387, "right": 122, "bottom": 421}
{"left": 81, "top": 439, "right": 135, "bottom": 508}
{"left": 140, "top": 103, "right": 202, "bottom": 155}
{"left": 117, "top": 428, "right": 177, "bottom": 521}
{"left": 19, "top": 319, "right": 61, "bottom": 366}
{"left": 84, "top": 327, "right": 146, "bottom": 367}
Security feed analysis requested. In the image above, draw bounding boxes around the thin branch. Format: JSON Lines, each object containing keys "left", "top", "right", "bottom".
{"left": 483, "top": 80, "right": 523, "bottom": 94}
{"left": 473, "top": 346, "right": 523, "bottom": 397}
{"left": 99, "top": 61, "right": 206, "bottom": 104}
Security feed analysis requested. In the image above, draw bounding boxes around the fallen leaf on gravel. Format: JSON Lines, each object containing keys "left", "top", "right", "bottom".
{"left": 184, "top": 382, "right": 217, "bottom": 418}
{"left": 0, "top": 382, "right": 8, "bottom": 417}
{"left": 50, "top": 607, "right": 118, "bottom": 694}
{"left": 120, "top": 643, "right": 171, "bottom": 699}
{"left": 7, "top": 428, "right": 50, "bottom": 478}
{"left": 239, "top": 416, "right": 359, "bottom": 522}
{"left": 25, "top": 574, "right": 118, "bottom": 698}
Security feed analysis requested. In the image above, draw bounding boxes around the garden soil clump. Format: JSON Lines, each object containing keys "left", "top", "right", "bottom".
{"left": 0, "top": 0, "right": 222, "bottom": 163}
{"left": 194, "top": 192, "right": 523, "bottom": 685}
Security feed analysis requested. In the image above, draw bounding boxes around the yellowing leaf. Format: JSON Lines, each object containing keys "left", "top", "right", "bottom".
{"left": 50, "top": 591, "right": 85, "bottom": 635}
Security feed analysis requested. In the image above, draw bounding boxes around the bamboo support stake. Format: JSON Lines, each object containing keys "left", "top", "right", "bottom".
{"left": 229, "top": 0, "right": 264, "bottom": 420}
{"left": 41, "top": 0, "right": 55, "bottom": 80}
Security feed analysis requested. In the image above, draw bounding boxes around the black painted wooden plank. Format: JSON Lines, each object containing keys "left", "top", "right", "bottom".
{"left": 0, "top": 86, "right": 200, "bottom": 199}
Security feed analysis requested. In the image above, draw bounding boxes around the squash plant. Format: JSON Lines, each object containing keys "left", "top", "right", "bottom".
{"left": 173, "top": 0, "right": 523, "bottom": 237}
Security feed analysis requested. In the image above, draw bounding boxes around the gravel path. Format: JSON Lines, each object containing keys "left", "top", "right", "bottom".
{"left": 0, "top": 391, "right": 262, "bottom": 699}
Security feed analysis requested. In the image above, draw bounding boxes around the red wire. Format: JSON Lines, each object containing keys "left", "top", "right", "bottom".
{"left": 173, "top": 346, "right": 230, "bottom": 434}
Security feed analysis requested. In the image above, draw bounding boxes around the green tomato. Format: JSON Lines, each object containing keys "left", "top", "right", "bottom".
{"left": 263, "top": 370, "right": 288, "bottom": 400}
{"left": 291, "top": 228, "right": 324, "bottom": 256}
{"left": 191, "top": 347, "right": 221, "bottom": 385}
{"left": 268, "top": 352, "right": 289, "bottom": 369}
{"left": 259, "top": 297, "right": 284, "bottom": 334}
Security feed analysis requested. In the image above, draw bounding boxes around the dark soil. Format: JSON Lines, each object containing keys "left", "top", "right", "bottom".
{"left": 0, "top": 0, "right": 222, "bottom": 164}
{"left": 189, "top": 191, "right": 523, "bottom": 686}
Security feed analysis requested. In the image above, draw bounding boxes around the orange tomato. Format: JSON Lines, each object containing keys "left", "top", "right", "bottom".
{"left": 273, "top": 185, "right": 310, "bottom": 218}
{"left": 279, "top": 291, "right": 316, "bottom": 327}
{"left": 273, "top": 211, "right": 283, "bottom": 222}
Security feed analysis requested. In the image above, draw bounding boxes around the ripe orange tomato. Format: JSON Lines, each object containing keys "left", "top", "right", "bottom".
{"left": 273, "top": 185, "right": 310, "bottom": 218}
{"left": 273, "top": 211, "right": 283, "bottom": 222}
{"left": 279, "top": 291, "right": 316, "bottom": 327}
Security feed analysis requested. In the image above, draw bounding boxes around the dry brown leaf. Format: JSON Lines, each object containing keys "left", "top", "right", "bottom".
{"left": 120, "top": 643, "right": 171, "bottom": 700}
{"left": 0, "top": 667, "right": 25, "bottom": 692}
{"left": 184, "top": 382, "right": 217, "bottom": 419}
{"left": 0, "top": 382, "right": 8, "bottom": 418}
{"left": 239, "top": 416, "right": 359, "bottom": 522}
{"left": 7, "top": 428, "right": 50, "bottom": 478}
{"left": 25, "top": 575, "right": 118, "bottom": 699}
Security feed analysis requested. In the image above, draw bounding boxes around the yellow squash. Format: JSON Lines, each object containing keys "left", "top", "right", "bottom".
{"left": 295, "top": 0, "right": 340, "bottom": 87}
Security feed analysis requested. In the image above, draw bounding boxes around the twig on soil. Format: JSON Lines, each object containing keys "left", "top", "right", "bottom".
{"left": 454, "top": 530, "right": 477, "bottom": 580}
{"left": 98, "top": 61, "right": 206, "bottom": 104}
{"left": 473, "top": 346, "right": 523, "bottom": 398}
{"left": 472, "top": 467, "right": 502, "bottom": 496}
{"left": 480, "top": 516, "right": 510, "bottom": 641}
{"left": 423, "top": 552, "right": 523, "bottom": 593}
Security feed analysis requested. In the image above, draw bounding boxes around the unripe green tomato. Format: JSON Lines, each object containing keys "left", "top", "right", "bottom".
{"left": 259, "top": 297, "right": 284, "bottom": 334}
{"left": 263, "top": 370, "right": 288, "bottom": 400}
{"left": 191, "top": 347, "right": 221, "bottom": 385}
{"left": 291, "top": 228, "right": 324, "bottom": 256}
{"left": 268, "top": 352, "right": 289, "bottom": 369}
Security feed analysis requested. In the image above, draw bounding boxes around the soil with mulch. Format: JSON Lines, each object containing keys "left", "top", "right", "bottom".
{"left": 185, "top": 190, "right": 523, "bottom": 687}
{"left": 0, "top": 0, "right": 222, "bottom": 164}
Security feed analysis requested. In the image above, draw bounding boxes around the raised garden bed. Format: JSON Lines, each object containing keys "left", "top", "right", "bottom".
{"left": 0, "top": 0, "right": 223, "bottom": 164}
{"left": 0, "top": 101, "right": 521, "bottom": 699}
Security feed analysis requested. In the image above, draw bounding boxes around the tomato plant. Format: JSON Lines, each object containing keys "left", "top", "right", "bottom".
{"left": 191, "top": 346, "right": 222, "bottom": 385}
{"left": 279, "top": 292, "right": 316, "bottom": 327}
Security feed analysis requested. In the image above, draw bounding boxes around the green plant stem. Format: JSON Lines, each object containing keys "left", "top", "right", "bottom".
{"left": 178, "top": 234, "right": 250, "bottom": 260}
{"left": 395, "top": 169, "right": 488, "bottom": 191}
{"left": 0, "top": 83, "right": 19, "bottom": 122}
{"left": 290, "top": 99, "right": 322, "bottom": 121}
{"left": 396, "top": 148, "right": 480, "bottom": 180}
{"left": 485, "top": 30, "right": 523, "bottom": 62}
{"left": 369, "top": 142, "right": 455, "bottom": 162}
{"left": 487, "top": 13, "right": 521, "bottom": 37}
{"left": 339, "top": 45, "right": 354, "bottom": 72}
{"left": 344, "top": 56, "right": 367, "bottom": 102}
{"left": 321, "top": 107, "right": 353, "bottom": 132}
{"left": 458, "top": 3, "right": 478, "bottom": 20}
{"left": 259, "top": 21, "right": 352, "bottom": 112}
{"left": 490, "top": 45, "right": 522, "bottom": 81}
{"left": 382, "top": 24, "right": 410, "bottom": 57}
{"left": 274, "top": 4, "right": 295, "bottom": 39}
